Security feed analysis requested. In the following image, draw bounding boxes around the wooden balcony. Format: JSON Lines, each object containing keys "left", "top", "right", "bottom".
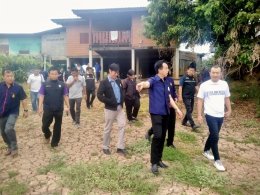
{"left": 92, "top": 31, "right": 131, "bottom": 47}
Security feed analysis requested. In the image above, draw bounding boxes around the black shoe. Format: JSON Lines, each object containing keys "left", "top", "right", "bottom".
{"left": 116, "top": 148, "right": 127, "bottom": 156}
{"left": 157, "top": 161, "right": 168, "bottom": 168}
{"left": 167, "top": 144, "right": 176, "bottom": 149}
{"left": 51, "top": 143, "right": 58, "bottom": 148}
{"left": 103, "top": 149, "right": 111, "bottom": 155}
{"left": 151, "top": 164, "right": 159, "bottom": 174}
{"left": 132, "top": 117, "right": 138, "bottom": 121}
{"left": 192, "top": 125, "right": 200, "bottom": 131}
{"left": 182, "top": 122, "right": 190, "bottom": 127}
{"left": 145, "top": 130, "right": 151, "bottom": 142}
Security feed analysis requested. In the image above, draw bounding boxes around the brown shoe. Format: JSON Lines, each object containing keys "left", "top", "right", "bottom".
{"left": 11, "top": 150, "right": 18, "bottom": 157}
{"left": 5, "top": 148, "right": 11, "bottom": 156}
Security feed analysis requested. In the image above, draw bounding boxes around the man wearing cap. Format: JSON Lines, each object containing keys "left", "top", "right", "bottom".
{"left": 122, "top": 69, "right": 140, "bottom": 122}
{"left": 97, "top": 63, "right": 126, "bottom": 156}
{"left": 136, "top": 60, "right": 172, "bottom": 175}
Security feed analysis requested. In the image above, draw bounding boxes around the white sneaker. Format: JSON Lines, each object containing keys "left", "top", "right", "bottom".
{"left": 203, "top": 150, "right": 214, "bottom": 160}
{"left": 214, "top": 160, "right": 226, "bottom": 171}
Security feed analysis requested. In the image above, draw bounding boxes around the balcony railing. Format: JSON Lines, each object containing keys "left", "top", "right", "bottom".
{"left": 92, "top": 31, "right": 131, "bottom": 47}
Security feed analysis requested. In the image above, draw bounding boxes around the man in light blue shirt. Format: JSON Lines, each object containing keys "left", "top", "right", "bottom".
{"left": 97, "top": 63, "right": 126, "bottom": 156}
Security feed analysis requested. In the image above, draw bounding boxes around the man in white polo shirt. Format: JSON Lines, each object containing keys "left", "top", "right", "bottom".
{"left": 197, "top": 65, "right": 232, "bottom": 171}
{"left": 66, "top": 67, "right": 86, "bottom": 128}
{"left": 27, "top": 69, "right": 44, "bottom": 112}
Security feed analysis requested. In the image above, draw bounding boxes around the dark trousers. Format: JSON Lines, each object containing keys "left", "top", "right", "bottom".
{"left": 86, "top": 90, "right": 95, "bottom": 108}
{"left": 150, "top": 114, "right": 169, "bottom": 164}
{"left": 166, "top": 108, "right": 176, "bottom": 145}
{"left": 42, "top": 110, "right": 63, "bottom": 146}
{"left": 125, "top": 98, "right": 140, "bottom": 121}
{"left": 96, "top": 72, "right": 100, "bottom": 81}
{"left": 148, "top": 108, "right": 176, "bottom": 146}
{"left": 69, "top": 98, "right": 82, "bottom": 124}
{"left": 204, "top": 114, "right": 224, "bottom": 160}
{"left": 182, "top": 97, "right": 195, "bottom": 127}
{"left": 0, "top": 114, "right": 18, "bottom": 151}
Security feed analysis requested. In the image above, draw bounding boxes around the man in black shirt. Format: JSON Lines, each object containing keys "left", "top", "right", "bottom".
{"left": 38, "top": 67, "right": 70, "bottom": 148}
{"left": 85, "top": 67, "right": 96, "bottom": 109}
{"left": 122, "top": 69, "right": 140, "bottom": 121}
{"left": 179, "top": 66, "right": 199, "bottom": 131}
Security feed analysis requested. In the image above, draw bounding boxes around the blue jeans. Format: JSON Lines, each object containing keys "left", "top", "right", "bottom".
{"left": 204, "top": 114, "right": 224, "bottom": 160}
{"left": 30, "top": 91, "right": 39, "bottom": 111}
{"left": 0, "top": 114, "right": 18, "bottom": 151}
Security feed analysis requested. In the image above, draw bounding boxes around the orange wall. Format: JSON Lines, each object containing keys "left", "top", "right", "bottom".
{"left": 131, "top": 14, "right": 156, "bottom": 48}
{"left": 66, "top": 24, "right": 97, "bottom": 57}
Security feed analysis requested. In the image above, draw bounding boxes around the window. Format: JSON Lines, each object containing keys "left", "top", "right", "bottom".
{"left": 19, "top": 50, "right": 30, "bottom": 54}
{"left": 80, "top": 33, "right": 89, "bottom": 44}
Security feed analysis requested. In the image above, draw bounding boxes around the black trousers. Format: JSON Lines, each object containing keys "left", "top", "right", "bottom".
{"left": 125, "top": 98, "right": 140, "bottom": 121}
{"left": 69, "top": 98, "right": 82, "bottom": 124}
{"left": 42, "top": 110, "right": 63, "bottom": 146}
{"left": 148, "top": 108, "right": 176, "bottom": 146}
{"left": 86, "top": 89, "right": 95, "bottom": 108}
{"left": 182, "top": 97, "right": 195, "bottom": 127}
{"left": 166, "top": 108, "right": 176, "bottom": 145}
{"left": 150, "top": 114, "right": 169, "bottom": 164}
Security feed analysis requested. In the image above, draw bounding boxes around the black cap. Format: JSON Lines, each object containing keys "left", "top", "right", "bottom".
{"left": 109, "top": 63, "right": 120, "bottom": 72}
{"left": 127, "top": 69, "right": 135, "bottom": 76}
{"left": 189, "top": 62, "right": 197, "bottom": 70}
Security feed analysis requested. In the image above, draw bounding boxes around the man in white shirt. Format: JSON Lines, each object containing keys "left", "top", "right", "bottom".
{"left": 66, "top": 67, "right": 86, "bottom": 128}
{"left": 197, "top": 65, "right": 232, "bottom": 171}
{"left": 27, "top": 69, "right": 44, "bottom": 112}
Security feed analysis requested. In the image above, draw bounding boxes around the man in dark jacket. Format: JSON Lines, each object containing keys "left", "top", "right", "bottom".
{"left": 179, "top": 65, "right": 199, "bottom": 131}
{"left": 97, "top": 63, "right": 126, "bottom": 156}
{"left": 38, "top": 66, "right": 70, "bottom": 148}
{"left": 85, "top": 67, "right": 96, "bottom": 109}
{"left": 123, "top": 69, "right": 140, "bottom": 121}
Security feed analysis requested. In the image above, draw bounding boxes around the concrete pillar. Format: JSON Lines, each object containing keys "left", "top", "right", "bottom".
{"left": 43, "top": 55, "right": 47, "bottom": 71}
{"left": 100, "top": 57, "right": 104, "bottom": 80}
{"left": 89, "top": 17, "right": 93, "bottom": 67}
{"left": 131, "top": 48, "right": 135, "bottom": 71}
{"left": 173, "top": 48, "right": 180, "bottom": 79}
{"left": 136, "top": 56, "right": 140, "bottom": 78}
{"left": 66, "top": 58, "right": 70, "bottom": 68}
{"left": 89, "top": 49, "right": 93, "bottom": 67}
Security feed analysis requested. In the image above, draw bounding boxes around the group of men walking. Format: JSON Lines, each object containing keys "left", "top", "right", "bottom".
{"left": 0, "top": 60, "right": 231, "bottom": 174}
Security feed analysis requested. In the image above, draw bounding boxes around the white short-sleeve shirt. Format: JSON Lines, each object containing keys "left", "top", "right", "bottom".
{"left": 27, "top": 74, "right": 44, "bottom": 92}
{"left": 66, "top": 75, "right": 86, "bottom": 99}
{"left": 197, "top": 79, "right": 230, "bottom": 117}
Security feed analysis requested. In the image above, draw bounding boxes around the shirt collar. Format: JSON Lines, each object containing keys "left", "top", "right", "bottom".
{"left": 108, "top": 76, "right": 116, "bottom": 82}
{"left": 4, "top": 82, "right": 14, "bottom": 88}
{"left": 155, "top": 74, "right": 165, "bottom": 82}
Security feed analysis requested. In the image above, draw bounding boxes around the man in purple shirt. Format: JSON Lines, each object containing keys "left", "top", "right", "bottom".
{"left": 0, "top": 69, "right": 28, "bottom": 157}
{"left": 38, "top": 67, "right": 70, "bottom": 148}
{"left": 136, "top": 60, "right": 172, "bottom": 175}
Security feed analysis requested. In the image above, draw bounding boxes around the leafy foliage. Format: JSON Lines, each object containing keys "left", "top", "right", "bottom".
{"left": 144, "top": 0, "right": 260, "bottom": 76}
{"left": 0, "top": 54, "right": 48, "bottom": 82}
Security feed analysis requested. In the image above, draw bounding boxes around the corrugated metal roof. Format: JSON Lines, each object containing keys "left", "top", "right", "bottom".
{"left": 73, "top": 7, "right": 147, "bottom": 17}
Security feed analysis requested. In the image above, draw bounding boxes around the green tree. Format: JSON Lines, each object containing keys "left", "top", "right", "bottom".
{"left": 144, "top": 0, "right": 260, "bottom": 77}
{"left": 0, "top": 55, "right": 47, "bottom": 82}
